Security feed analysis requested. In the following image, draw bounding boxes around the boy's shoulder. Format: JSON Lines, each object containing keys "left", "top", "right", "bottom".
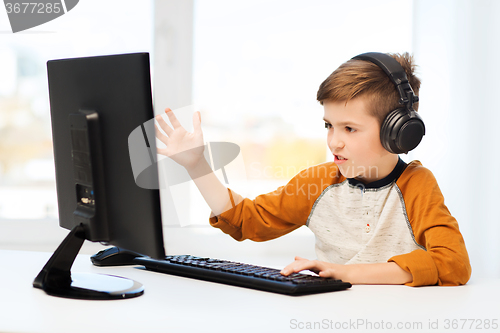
{"left": 397, "top": 160, "right": 440, "bottom": 191}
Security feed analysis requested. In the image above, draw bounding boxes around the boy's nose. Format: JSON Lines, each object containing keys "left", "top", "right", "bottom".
{"left": 329, "top": 134, "right": 345, "bottom": 150}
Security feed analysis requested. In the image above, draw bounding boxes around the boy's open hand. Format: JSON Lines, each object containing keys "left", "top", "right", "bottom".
{"left": 155, "top": 108, "right": 205, "bottom": 170}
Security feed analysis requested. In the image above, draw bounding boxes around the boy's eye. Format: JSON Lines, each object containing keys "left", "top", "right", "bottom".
{"left": 324, "top": 122, "right": 332, "bottom": 129}
{"left": 346, "top": 126, "right": 356, "bottom": 133}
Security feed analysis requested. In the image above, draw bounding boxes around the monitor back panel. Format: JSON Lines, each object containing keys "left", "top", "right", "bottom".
{"left": 47, "top": 53, "right": 165, "bottom": 259}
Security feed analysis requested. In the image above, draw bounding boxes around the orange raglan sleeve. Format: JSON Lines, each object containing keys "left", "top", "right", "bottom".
{"left": 209, "top": 163, "right": 339, "bottom": 242}
{"left": 389, "top": 162, "right": 472, "bottom": 286}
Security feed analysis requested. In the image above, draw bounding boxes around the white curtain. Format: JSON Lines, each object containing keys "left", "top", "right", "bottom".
{"left": 412, "top": 0, "right": 500, "bottom": 279}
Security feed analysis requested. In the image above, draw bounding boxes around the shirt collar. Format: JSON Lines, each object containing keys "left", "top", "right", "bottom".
{"left": 347, "top": 157, "right": 407, "bottom": 189}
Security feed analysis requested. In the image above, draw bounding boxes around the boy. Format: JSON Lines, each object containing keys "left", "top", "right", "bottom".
{"left": 155, "top": 52, "right": 471, "bottom": 286}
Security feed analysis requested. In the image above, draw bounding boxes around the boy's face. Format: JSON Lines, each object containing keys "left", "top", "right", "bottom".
{"left": 323, "top": 97, "right": 398, "bottom": 183}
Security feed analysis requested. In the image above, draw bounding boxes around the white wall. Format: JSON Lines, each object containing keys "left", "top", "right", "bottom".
{"left": 412, "top": 0, "right": 500, "bottom": 278}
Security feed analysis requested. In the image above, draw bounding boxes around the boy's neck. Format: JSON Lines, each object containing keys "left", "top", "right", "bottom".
{"left": 354, "top": 154, "right": 400, "bottom": 184}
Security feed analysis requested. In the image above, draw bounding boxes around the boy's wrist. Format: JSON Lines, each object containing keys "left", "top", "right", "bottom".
{"left": 186, "top": 158, "right": 212, "bottom": 179}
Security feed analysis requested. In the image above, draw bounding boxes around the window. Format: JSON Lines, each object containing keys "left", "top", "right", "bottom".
{"left": 0, "top": 0, "right": 153, "bottom": 251}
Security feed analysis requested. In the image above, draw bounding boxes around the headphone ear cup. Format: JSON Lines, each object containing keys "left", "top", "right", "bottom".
{"left": 380, "top": 109, "right": 425, "bottom": 154}
{"left": 380, "top": 108, "right": 403, "bottom": 154}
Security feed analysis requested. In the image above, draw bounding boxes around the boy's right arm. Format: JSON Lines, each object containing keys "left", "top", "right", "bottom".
{"left": 185, "top": 157, "right": 231, "bottom": 216}
{"left": 155, "top": 108, "right": 314, "bottom": 240}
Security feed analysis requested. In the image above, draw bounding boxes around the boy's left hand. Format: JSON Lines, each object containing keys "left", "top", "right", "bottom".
{"left": 280, "top": 256, "right": 413, "bottom": 285}
{"left": 280, "top": 256, "right": 351, "bottom": 281}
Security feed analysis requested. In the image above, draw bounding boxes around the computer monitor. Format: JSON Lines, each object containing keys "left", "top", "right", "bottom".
{"left": 33, "top": 53, "right": 166, "bottom": 300}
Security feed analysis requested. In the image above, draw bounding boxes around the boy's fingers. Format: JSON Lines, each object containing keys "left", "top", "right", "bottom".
{"left": 157, "top": 147, "right": 168, "bottom": 156}
{"left": 281, "top": 258, "right": 331, "bottom": 277}
{"left": 280, "top": 260, "right": 296, "bottom": 276}
{"left": 165, "top": 108, "right": 182, "bottom": 129}
{"left": 281, "top": 259, "right": 313, "bottom": 276}
{"left": 155, "top": 115, "right": 173, "bottom": 136}
{"left": 193, "top": 111, "right": 202, "bottom": 132}
{"left": 318, "top": 271, "right": 334, "bottom": 278}
{"left": 154, "top": 124, "right": 169, "bottom": 144}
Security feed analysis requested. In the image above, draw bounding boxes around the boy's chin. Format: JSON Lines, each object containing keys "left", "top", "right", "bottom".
{"left": 336, "top": 167, "right": 356, "bottom": 180}
{"left": 337, "top": 165, "right": 369, "bottom": 180}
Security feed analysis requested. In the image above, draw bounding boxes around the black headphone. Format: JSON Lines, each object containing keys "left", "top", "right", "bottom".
{"left": 351, "top": 52, "right": 425, "bottom": 154}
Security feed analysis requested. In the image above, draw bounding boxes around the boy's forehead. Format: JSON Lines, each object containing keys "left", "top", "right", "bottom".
{"left": 322, "top": 99, "right": 376, "bottom": 125}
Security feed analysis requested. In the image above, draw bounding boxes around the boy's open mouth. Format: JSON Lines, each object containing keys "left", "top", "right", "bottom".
{"left": 334, "top": 155, "right": 348, "bottom": 163}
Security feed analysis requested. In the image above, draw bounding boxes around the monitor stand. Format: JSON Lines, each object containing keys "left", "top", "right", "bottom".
{"left": 33, "top": 224, "right": 144, "bottom": 300}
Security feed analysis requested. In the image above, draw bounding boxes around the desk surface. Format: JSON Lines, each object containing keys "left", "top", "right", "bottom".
{"left": 1, "top": 249, "right": 498, "bottom": 333}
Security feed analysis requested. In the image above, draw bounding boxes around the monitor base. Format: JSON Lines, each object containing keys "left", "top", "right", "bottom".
{"left": 33, "top": 224, "right": 144, "bottom": 300}
{"left": 41, "top": 272, "right": 144, "bottom": 300}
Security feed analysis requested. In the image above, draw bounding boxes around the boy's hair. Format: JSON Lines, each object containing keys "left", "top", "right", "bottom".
{"left": 317, "top": 53, "right": 421, "bottom": 125}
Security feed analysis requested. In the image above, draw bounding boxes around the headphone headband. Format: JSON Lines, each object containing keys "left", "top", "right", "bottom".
{"left": 351, "top": 52, "right": 419, "bottom": 111}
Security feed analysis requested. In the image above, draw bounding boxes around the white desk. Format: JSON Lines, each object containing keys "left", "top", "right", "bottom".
{"left": 1, "top": 250, "right": 498, "bottom": 333}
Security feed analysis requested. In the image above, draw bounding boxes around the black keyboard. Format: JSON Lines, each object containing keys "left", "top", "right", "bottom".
{"left": 133, "top": 255, "right": 352, "bottom": 296}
